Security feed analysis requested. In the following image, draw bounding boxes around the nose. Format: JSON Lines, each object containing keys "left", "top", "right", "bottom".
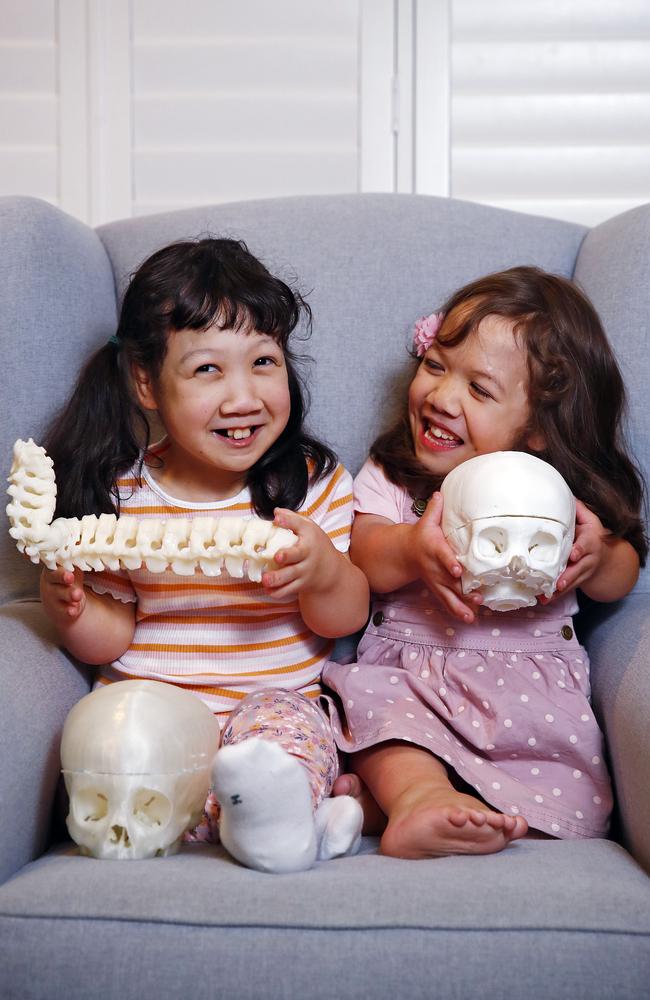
{"left": 426, "top": 373, "right": 461, "bottom": 417}
{"left": 220, "top": 372, "right": 263, "bottom": 415}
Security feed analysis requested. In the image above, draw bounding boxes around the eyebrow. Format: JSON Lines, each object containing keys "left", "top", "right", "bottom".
{"left": 471, "top": 368, "right": 506, "bottom": 394}
{"left": 179, "top": 336, "right": 279, "bottom": 365}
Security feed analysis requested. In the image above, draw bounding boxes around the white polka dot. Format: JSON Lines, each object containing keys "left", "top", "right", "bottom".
{"left": 532, "top": 671, "right": 541, "bottom": 680}
{"left": 491, "top": 628, "right": 501, "bottom": 637}
{"left": 458, "top": 651, "right": 465, "bottom": 658}
{"left": 545, "top": 714, "right": 554, "bottom": 723}
{"left": 592, "top": 755, "right": 601, "bottom": 765}
{"left": 409, "top": 651, "right": 418, "bottom": 660}
{"left": 435, "top": 649, "right": 443, "bottom": 656}
{"left": 439, "top": 686, "right": 447, "bottom": 696}
{"left": 576, "top": 658, "right": 583, "bottom": 664}
{"left": 474, "top": 757, "right": 484, "bottom": 765}
{"left": 528, "top": 737, "right": 537, "bottom": 747}
{"left": 533, "top": 629, "right": 542, "bottom": 637}
{"left": 444, "top": 733, "right": 451, "bottom": 741}
{"left": 486, "top": 743, "right": 496, "bottom": 751}
{"left": 389, "top": 675, "right": 399, "bottom": 684}
{"left": 492, "top": 781, "right": 501, "bottom": 790}
{"left": 552, "top": 787, "right": 562, "bottom": 797}
{"left": 497, "top": 678, "right": 505, "bottom": 687}
{"left": 476, "top": 665, "right": 485, "bottom": 673}
{"left": 573, "top": 672, "right": 581, "bottom": 680}
{"left": 472, "top": 720, "right": 480, "bottom": 729}
{"left": 580, "top": 714, "right": 589, "bottom": 722}
{"left": 531, "top": 767, "right": 540, "bottom": 775}
{"left": 406, "top": 712, "right": 415, "bottom": 719}
{"left": 573, "top": 769, "right": 582, "bottom": 779}
{"left": 557, "top": 681, "right": 566, "bottom": 689}
{"left": 576, "top": 810, "right": 584, "bottom": 819}
{"left": 351, "top": 665, "right": 359, "bottom": 672}
{"left": 385, "top": 698, "right": 395, "bottom": 704}
{"left": 482, "top": 700, "right": 490, "bottom": 709}
{"left": 487, "top": 650, "right": 495, "bottom": 657}
{"left": 366, "top": 710, "right": 373, "bottom": 720}
{"left": 404, "top": 628, "right": 412, "bottom": 636}
{"left": 384, "top": 652, "right": 391, "bottom": 659}
{"left": 569, "top": 735, "right": 578, "bottom": 744}
{"left": 560, "top": 668, "right": 566, "bottom": 676}
{"left": 521, "top": 694, "right": 529, "bottom": 703}
{"left": 426, "top": 712, "right": 434, "bottom": 719}
{"left": 511, "top": 805, "right": 520, "bottom": 814}
{"left": 458, "top": 705, "right": 465, "bottom": 713}
{"left": 534, "top": 654, "right": 544, "bottom": 660}
{"left": 551, "top": 823, "right": 560, "bottom": 833}
{"left": 462, "top": 684, "right": 469, "bottom": 692}
{"left": 552, "top": 753, "right": 560, "bottom": 759}
{"left": 443, "top": 754, "right": 452, "bottom": 764}
{"left": 388, "top": 609, "right": 396, "bottom": 618}
{"left": 405, "top": 696, "right": 415, "bottom": 702}
{"left": 364, "top": 688, "right": 374, "bottom": 694}
{"left": 510, "top": 753, "right": 518, "bottom": 759}
{"left": 504, "top": 718, "right": 513, "bottom": 728}
{"left": 510, "top": 654, "right": 518, "bottom": 662}
{"left": 425, "top": 732, "right": 433, "bottom": 739}
{"left": 420, "top": 669, "right": 430, "bottom": 678}
{"left": 346, "top": 699, "right": 354, "bottom": 708}
{"left": 534, "top": 794, "right": 544, "bottom": 803}
{"left": 593, "top": 795, "right": 602, "bottom": 805}
{"left": 553, "top": 657, "right": 562, "bottom": 664}
{"left": 445, "top": 627, "right": 455, "bottom": 636}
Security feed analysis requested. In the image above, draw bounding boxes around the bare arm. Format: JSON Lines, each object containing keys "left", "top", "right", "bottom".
{"left": 40, "top": 567, "right": 136, "bottom": 664}
{"left": 554, "top": 500, "right": 640, "bottom": 603}
{"left": 262, "top": 510, "right": 370, "bottom": 638}
{"left": 350, "top": 498, "right": 481, "bottom": 623}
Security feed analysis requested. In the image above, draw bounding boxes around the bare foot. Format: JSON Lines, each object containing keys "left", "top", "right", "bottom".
{"left": 332, "top": 772, "right": 387, "bottom": 835}
{"left": 380, "top": 786, "right": 528, "bottom": 859}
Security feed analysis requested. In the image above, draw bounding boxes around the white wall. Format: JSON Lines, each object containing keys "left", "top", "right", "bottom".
{"left": 1, "top": 0, "right": 649, "bottom": 228}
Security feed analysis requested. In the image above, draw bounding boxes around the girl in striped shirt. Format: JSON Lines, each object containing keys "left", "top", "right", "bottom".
{"left": 39, "top": 237, "right": 369, "bottom": 872}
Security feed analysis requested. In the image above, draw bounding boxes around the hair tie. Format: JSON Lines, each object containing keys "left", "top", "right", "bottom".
{"left": 108, "top": 335, "right": 120, "bottom": 348}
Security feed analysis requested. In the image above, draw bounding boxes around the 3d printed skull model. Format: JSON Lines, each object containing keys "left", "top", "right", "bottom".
{"left": 441, "top": 451, "right": 576, "bottom": 612}
{"left": 61, "top": 680, "right": 220, "bottom": 860}
{"left": 6, "top": 439, "right": 296, "bottom": 579}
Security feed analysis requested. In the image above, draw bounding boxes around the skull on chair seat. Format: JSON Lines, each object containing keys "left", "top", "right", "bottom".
{"left": 441, "top": 452, "right": 576, "bottom": 612}
{"left": 61, "top": 680, "right": 220, "bottom": 859}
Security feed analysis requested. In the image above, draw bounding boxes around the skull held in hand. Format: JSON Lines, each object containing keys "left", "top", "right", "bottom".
{"left": 61, "top": 680, "right": 219, "bottom": 860}
{"left": 441, "top": 452, "right": 576, "bottom": 612}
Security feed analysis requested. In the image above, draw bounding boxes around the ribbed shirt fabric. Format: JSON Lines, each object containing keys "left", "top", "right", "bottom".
{"left": 88, "top": 441, "right": 353, "bottom": 717}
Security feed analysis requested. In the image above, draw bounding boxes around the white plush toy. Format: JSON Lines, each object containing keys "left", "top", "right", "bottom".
{"left": 61, "top": 680, "right": 220, "bottom": 860}
{"left": 441, "top": 451, "right": 576, "bottom": 612}
{"left": 6, "top": 438, "right": 297, "bottom": 580}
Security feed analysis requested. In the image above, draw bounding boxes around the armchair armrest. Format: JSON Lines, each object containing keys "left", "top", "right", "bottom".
{"left": 581, "top": 591, "right": 650, "bottom": 873}
{"left": 0, "top": 601, "right": 90, "bottom": 885}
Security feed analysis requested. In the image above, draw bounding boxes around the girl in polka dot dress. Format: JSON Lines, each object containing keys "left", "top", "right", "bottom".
{"left": 323, "top": 266, "right": 647, "bottom": 858}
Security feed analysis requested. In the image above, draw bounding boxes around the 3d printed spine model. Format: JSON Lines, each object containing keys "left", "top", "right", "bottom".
{"left": 6, "top": 439, "right": 297, "bottom": 580}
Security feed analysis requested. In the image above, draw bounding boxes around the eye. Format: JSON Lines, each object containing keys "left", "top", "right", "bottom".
{"left": 477, "top": 526, "right": 507, "bottom": 556}
{"left": 424, "top": 359, "right": 444, "bottom": 373}
{"left": 72, "top": 788, "right": 109, "bottom": 825}
{"left": 470, "top": 382, "right": 493, "bottom": 400}
{"left": 254, "top": 355, "right": 279, "bottom": 367}
{"left": 195, "top": 363, "right": 218, "bottom": 374}
{"left": 527, "top": 531, "right": 560, "bottom": 563}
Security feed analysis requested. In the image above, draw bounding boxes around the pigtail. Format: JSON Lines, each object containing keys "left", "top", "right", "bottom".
{"left": 43, "top": 341, "right": 150, "bottom": 518}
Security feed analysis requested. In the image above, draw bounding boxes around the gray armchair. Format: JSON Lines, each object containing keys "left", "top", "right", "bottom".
{"left": 1, "top": 194, "right": 648, "bottom": 999}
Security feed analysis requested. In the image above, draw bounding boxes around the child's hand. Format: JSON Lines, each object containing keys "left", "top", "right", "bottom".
{"left": 40, "top": 567, "right": 87, "bottom": 624}
{"left": 413, "top": 493, "right": 481, "bottom": 623}
{"left": 548, "top": 499, "right": 609, "bottom": 597}
{"left": 261, "top": 508, "right": 340, "bottom": 600}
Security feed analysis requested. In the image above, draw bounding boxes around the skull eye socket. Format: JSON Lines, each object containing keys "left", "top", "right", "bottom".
{"left": 132, "top": 788, "right": 172, "bottom": 829}
{"left": 73, "top": 789, "right": 109, "bottom": 825}
{"left": 527, "top": 531, "right": 560, "bottom": 564}
{"left": 477, "top": 527, "right": 507, "bottom": 556}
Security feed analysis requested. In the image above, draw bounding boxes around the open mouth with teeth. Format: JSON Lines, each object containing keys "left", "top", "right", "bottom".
{"left": 214, "top": 426, "right": 259, "bottom": 443}
{"left": 421, "top": 421, "right": 463, "bottom": 450}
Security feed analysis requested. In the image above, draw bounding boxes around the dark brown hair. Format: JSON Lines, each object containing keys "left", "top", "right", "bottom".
{"left": 372, "top": 265, "right": 647, "bottom": 564}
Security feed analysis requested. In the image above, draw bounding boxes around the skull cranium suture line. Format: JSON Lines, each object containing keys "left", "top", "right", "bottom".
{"left": 61, "top": 680, "right": 220, "bottom": 860}
{"left": 441, "top": 452, "right": 576, "bottom": 612}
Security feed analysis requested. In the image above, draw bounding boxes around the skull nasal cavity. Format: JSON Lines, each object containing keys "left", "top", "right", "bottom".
{"left": 110, "top": 824, "right": 131, "bottom": 846}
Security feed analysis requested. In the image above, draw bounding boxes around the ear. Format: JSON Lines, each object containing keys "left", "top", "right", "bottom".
{"left": 132, "top": 364, "right": 158, "bottom": 411}
{"left": 526, "top": 430, "right": 546, "bottom": 452}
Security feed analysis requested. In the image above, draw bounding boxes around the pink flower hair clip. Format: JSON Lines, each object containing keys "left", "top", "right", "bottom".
{"left": 413, "top": 311, "right": 444, "bottom": 356}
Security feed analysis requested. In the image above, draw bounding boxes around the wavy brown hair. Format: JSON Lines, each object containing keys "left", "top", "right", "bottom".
{"left": 372, "top": 265, "right": 647, "bottom": 564}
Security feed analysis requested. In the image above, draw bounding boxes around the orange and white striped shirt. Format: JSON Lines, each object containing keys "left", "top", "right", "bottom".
{"left": 88, "top": 443, "right": 354, "bottom": 718}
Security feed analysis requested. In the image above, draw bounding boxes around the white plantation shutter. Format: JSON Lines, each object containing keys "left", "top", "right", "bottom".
{"left": 0, "top": 1, "right": 57, "bottom": 203}
{"left": 451, "top": 0, "right": 650, "bottom": 225}
{"left": 131, "top": 0, "right": 361, "bottom": 215}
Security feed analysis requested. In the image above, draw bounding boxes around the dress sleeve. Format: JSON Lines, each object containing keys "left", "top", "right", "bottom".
{"left": 353, "top": 459, "right": 405, "bottom": 524}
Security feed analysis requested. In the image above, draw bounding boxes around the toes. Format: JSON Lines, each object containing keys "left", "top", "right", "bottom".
{"left": 332, "top": 773, "right": 362, "bottom": 799}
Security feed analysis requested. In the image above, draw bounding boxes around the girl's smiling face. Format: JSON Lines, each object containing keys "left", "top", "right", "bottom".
{"left": 408, "top": 313, "right": 534, "bottom": 476}
{"left": 134, "top": 323, "right": 291, "bottom": 501}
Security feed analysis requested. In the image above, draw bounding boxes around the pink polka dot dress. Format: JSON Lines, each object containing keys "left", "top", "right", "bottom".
{"left": 322, "top": 460, "right": 613, "bottom": 839}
